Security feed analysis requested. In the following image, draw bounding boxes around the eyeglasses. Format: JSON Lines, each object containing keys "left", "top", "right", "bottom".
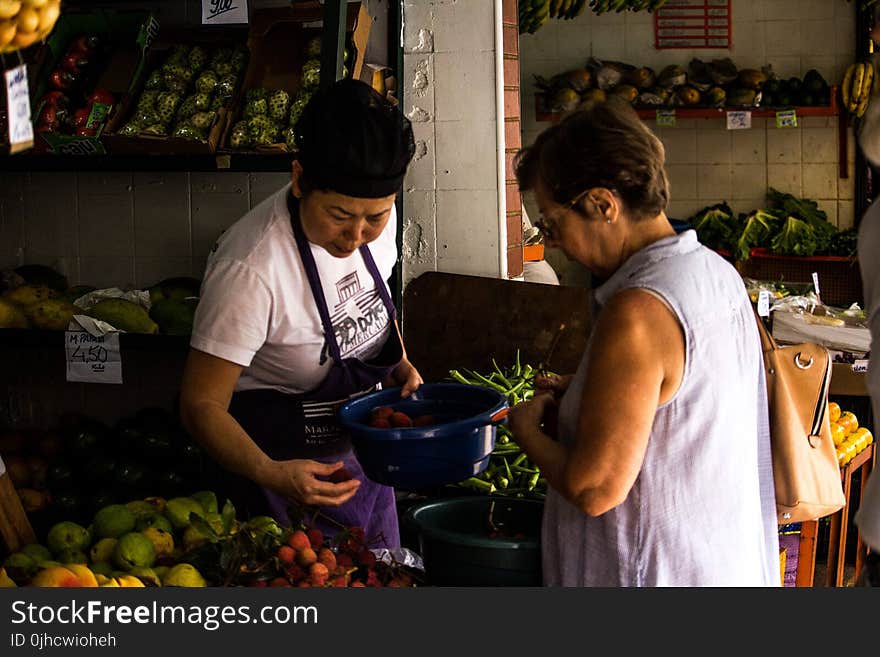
{"left": 534, "top": 190, "right": 590, "bottom": 241}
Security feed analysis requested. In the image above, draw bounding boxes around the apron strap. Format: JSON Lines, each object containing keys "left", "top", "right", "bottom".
{"left": 287, "top": 192, "right": 398, "bottom": 363}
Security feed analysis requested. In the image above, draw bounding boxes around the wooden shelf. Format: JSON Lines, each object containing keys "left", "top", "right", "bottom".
{"left": 0, "top": 328, "right": 190, "bottom": 352}
{"left": 0, "top": 153, "right": 294, "bottom": 173}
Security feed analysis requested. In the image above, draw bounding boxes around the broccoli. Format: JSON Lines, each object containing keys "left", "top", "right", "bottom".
{"left": 687, "top": 202, "right": 737, "bottom": 252}
{"left": 734, "top": 209, "right": 780, "bottom": 262}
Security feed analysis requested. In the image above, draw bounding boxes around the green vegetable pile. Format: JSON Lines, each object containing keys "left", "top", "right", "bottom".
{"left": 448, "top": 353, "right": 547, "bottom": 500}
{"left": 686, "top": 188, "right": 857, "bottom": 260}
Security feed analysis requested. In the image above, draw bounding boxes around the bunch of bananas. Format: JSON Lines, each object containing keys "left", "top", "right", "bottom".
{"left": 842, "top": 60, "right": 875, "bottom": 118}
{"left": 519, "top": 0, "right": 667, "bottom": 35}
{"left": 589, "top": 0, "right": 667, "bottom": 14}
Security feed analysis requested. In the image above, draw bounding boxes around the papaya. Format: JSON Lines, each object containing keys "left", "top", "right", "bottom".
{"left": 736, "top": 69, "right": 767, "bottom": 91}
{"left": 2, "top": 284, "right": 57, "bottom": 306}
{"left": 24, "top": 298, "right": 78, "bottom": 331}
{"left": 86, "top": 299, "right": 159, "bottom": 334}
{"left": 0, "top": 298, "right": 29, "bottom": 329}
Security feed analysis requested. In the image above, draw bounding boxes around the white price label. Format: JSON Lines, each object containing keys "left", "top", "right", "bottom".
{"left": 0, "top": 455, "right": 5, "bottom": 477}
{"left": 65, "top": 331, "right": 123, "bottom": 384}
{"left": 757, "top": 290, "right": 771, "bottom": 317}
{"left": 812, "top": 272, "right": 821, "bottom": 297}
{"left": 726, "top": 110, "right": 751, "bottom": 130}
{"left": 201, "top": 0, "right": 249, "bottom": 24}
{"left": 5, "top": 65, "right": 34, "bottom": 152}
{"left": 852, "top": 359, "right": 869, "bottom": 373}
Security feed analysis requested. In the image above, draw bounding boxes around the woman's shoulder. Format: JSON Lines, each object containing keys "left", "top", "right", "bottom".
{"left": 210, "top": 187, "right": 292, "bottom": 266}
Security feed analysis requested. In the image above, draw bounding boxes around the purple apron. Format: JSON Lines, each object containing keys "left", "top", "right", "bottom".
{"left": 223, "top": 193, "right": 403, "bottom": 548}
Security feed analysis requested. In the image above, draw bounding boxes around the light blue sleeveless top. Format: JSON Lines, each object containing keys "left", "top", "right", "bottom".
{"left": 542, "top": 230, "right": 780, "bottom": 586}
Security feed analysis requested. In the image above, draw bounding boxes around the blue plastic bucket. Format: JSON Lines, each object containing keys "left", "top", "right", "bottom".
{"left": 337, "top": 382, "right": 509, "bottom": 490}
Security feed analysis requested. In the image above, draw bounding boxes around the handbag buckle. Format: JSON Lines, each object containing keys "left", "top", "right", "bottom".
{"left": 794, "top": 352, "right": 814, "bottom": 370}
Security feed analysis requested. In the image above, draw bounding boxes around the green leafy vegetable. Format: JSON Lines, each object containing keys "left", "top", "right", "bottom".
{"left": 686, "top": 202, "right": 737, "bottom": 252}
{"left": 827, "top": 227, "right": 858, "bottom": 257}
{"left": 734, "top": 209, "right": 780, "bottom": 261}
{"left": 770, "top": 216, "right": 821, "bottom": 256}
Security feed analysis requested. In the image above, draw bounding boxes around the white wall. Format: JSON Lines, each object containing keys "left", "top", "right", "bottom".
{"left": 0, "top": 172, "right": 291, "bottom": 289}
{"left": 519, "top": 0, "right": 858, "bottom": 283}
{"left": 401, "top": 0, "right": 502, "bottom": 287}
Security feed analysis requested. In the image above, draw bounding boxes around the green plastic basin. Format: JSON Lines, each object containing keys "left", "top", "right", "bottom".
{"left": 402, "top": 496, "right": 543, "bottom": 586}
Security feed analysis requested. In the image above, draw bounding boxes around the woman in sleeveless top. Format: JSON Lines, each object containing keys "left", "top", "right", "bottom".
{"left": 508, "top": 98, "right": 779, "bottom": 586}
{"left": 178, "top": 80, "right": 422, "bottom": 547}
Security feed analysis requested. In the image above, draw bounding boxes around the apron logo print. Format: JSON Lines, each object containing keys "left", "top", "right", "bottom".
{"left": 335, "top": 272, "right": 361, "bottom": 307}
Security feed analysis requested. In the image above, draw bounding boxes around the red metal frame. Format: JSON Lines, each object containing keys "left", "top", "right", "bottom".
{"left": 654, "top": 1, "right": 732, "bottom": 50}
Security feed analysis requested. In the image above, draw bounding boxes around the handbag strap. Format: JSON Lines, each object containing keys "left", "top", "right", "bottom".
{"left": 752, "top": 306, "right": 780, "bottom": 353}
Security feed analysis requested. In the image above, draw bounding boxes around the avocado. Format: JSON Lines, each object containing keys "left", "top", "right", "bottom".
{"left": 14, "top": 264, "right": 68, "bottom": 291}
{"left": 763, "top": 78, "right": 781, "bottom": 95}
{"left": 784, "top": 77, "right": 802, "bottom": 94}
{"left": 149, "top": 297, "right": 197, "bottom": 336}
{"left": 761, "top": 92, "right": 776, "bottom": 107}
{"left": 83, "top": 455, "right": 118, "bottom": 482}
{"left": 47, "top": 463, "right": 76, "bottom": 491}
{"left": 148, "top": 276, "right": 201, "bottom": 304}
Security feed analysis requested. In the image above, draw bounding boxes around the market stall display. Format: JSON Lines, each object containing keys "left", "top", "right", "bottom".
{"left": 0, "top": 490, "right": 421, "bottom": 587}
{"left": 0, "top": 0, "right": 61, "bottom": 54}
{"left": 535, "top": 57, "right": 833, "bottom": 115}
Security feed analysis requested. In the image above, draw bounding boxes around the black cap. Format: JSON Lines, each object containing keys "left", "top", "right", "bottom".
{"left": 294, "top": 79, "right": 415, "bottom": 198}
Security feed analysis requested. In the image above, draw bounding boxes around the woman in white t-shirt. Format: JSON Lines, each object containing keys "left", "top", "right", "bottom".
{"left": 179, "top": 80, "right": 422, "bottom": 547}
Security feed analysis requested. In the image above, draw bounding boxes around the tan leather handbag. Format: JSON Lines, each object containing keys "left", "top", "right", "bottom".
{"left": 754, "top": 311, "right": 846, "bottom": 524}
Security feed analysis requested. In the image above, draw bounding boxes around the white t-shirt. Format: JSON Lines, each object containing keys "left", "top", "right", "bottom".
{"left": 190, "top": 185, "right": 397, "bottom": 394}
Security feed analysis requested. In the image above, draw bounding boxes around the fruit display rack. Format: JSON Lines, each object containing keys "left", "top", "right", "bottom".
{"left": 535, "top": 85, "right": 841, "bottom": 122}
{"left": 0, "top": 0, "right": 352, "bottom": 173}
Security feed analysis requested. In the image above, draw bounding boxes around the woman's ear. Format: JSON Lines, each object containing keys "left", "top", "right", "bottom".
{"left": 291, "top": 160, "right": 305, "bottom": 198}
{"left": 587, "top": 188, "right": 617, "bottom": 221}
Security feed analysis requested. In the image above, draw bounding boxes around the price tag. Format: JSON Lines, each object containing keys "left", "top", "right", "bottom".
{"left": 757, "top": 290, "right": 771, "bottom": 317}
{"left": 0, "top": 455, "right": 5, "bottom": 477}
{"left": 201, "top": 0, "right": 249, "bottom": 25}
{"left": 812, "top": 272, "right": 821, "bottom": 298}
{"left": 4, "top": 64, "right": 34, "bottom": 153}
{"left": 65, "top": 331, "right": 123, "bottom": 384}
{"left": 656, "top": 109, "right": 676, "bottom": 127}
{"left": 852, "top": 359, "right": 869, "bottom": 373}
{"left": 776, "top": 109, "right": 798, "bottom": 128}
{"left": 726, "top": 110, "right": 751, "bottom": 130}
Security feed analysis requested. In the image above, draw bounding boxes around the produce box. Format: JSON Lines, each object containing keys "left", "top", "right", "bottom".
{"left": 31, "top": 8, "right": 158, "bottom": 156}
{"left": 102, "top": 28, "right": 249, "bottom": 155}
{"left": 220, "top": 1, "right": 371, "bottom": 154}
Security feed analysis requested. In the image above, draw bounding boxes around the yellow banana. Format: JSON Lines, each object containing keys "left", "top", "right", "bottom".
{"left": 857, "top": 61, "right": 874, "bottom": 117}
{"left": 850, "top": 62, "right": 865, "bottom": 113}
{"left": 842, "top": 63, "right": 856, "bottom": 111}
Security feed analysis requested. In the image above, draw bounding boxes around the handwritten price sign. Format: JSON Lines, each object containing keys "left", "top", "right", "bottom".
{"left": 65, "top": 331, "right": 123, "bottom": 384}
{"left": 5, "top": 65, "right": 34, "bottom": 153}
{"left": 202, "top": 0, "right": 249, "bottom": 25}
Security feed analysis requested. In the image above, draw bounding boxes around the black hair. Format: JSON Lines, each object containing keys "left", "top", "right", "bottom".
{"left": 294, "top": 79, "right": 415, "bottom": 198}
